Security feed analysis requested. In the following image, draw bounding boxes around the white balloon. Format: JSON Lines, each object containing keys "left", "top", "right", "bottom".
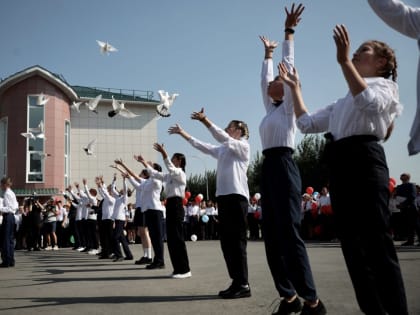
{"left": 190, "top": 234, "right": 197, "bottom": 242}
{"left": 254, "top": 193, "right": 261, "bottom": 201}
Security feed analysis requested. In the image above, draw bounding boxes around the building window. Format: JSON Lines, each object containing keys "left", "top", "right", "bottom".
{"left": 64, "top": 120, "right": 70, "bottom": 188}
{"left": 26, "top": 95, "right": 45, "bottom": 182}
{"left": 0, "top": 117, "right": 7, "bottom": 178}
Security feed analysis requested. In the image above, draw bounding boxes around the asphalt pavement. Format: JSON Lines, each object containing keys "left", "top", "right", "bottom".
{"left": 0, "top": 240, "right": 419, "bottom": 315}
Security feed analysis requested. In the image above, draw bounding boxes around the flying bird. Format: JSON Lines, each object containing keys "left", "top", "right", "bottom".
{"left": 71, "top": 101, "right": 83, "bottom": 113}
{"left": 85, "top": 94, "right": 102, "bottom": 114}
{"left": 83, "top": 139, "right": 97, "bottom": 156}
{"left": 108, "top": 96, "right": 139, "bottom": 118}
{"left": 34, "top": 152, "right": 51, "bottom": 159}
{"left": 156, "top": 90, "right": 179, "bottom": 117}
{"left": 96, "top": 40, "right": 118, "bottom": 55}
{"left": 36, "top": 93, "right": 49, "bottom": 106}
{"left": 21, "top": 132, "right": 36, "bottom": 140}
{"left": 36, "top": 120, "right": 46, "bottom": 139}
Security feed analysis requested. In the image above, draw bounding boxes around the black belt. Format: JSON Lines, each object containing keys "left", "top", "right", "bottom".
{"left": 324, "top": 132, "right": 379, "bottom": 144}
{"left": 2, "top": 212, "right": 13, "bottom": 217}
{"left": 263, "top": 146, "right": 294, "bottom": 156}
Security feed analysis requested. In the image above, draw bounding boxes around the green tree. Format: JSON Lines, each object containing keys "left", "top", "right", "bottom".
{"left": 293, "top": 134, "right": 329, "bottom": 193}
{"left": 187, "top": 170, "right": 216, "bottom": 202}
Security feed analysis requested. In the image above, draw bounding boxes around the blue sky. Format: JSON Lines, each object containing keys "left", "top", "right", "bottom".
{"left": 1, "top": 0, "right": 419, "bottom": 185}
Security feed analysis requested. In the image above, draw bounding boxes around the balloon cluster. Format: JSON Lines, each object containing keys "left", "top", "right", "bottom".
{"left": 182, "top": 191, "right": 204, "bottom": 206}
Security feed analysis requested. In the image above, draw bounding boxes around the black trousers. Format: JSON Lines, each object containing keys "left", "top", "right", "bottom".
{"left": 145, "top": 209, "right": 164, "bottom": 264}
{"left": 99, "top": 219, "right": 114, "bottom": 257}
{"left": 1, "top": 213, "right": 15, "bottom": 266}
{"left": 113, "top": 220, "right": 133, "bottom": 259}
{"left": 166, "top": 197, "right": 190, "bottom": 274}
{"left": 261, "top": 147, "right": 317, "bottom": 302}
{"left": 216, "top": 194, "right": 249, "bottom": 286}
{"left": 326, "top": 135, "right": 408, "bottom": 315}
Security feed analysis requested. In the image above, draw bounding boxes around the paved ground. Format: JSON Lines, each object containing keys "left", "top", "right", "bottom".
{"left": 0, "top": 240, "right": 419, "bottom": 315}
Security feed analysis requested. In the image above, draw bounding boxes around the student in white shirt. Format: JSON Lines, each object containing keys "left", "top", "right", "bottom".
{"left": 132, "top": 157, "right": 166, "bottom": 270}
{"left": 368, "top": 0, "right": 420, "bottom": 156}
{"left": 279, "top": 24, "right": 408, "bottom": 315}
{"left": 0, "top": 177, "right": 18, "bottom": 267}
{"left": 169, "top": 108, "right": 251, "bottom": 299}
{"left": 96, "top": 176, "right": 116, "bottom": 259}
{"left": 114, "top": 161, "right": 153, "bottom": 265}
{"left": 259, "top": 4, "right": 326, "bottom": 315}
{"left": 110, "top": 174, "right": 133, "bottom": 262}
{"left": 146, "top": 143, "right": 191, "bottom": 279}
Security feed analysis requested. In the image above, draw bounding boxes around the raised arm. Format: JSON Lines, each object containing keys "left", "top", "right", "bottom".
{"left": 333, "top": 24, "right": 367, "bottom": 96}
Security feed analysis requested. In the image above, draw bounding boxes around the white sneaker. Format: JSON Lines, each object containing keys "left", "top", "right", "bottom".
{"left": 45, "top": 246, "right": 52, "bottom": 251}
{"left": 88, "top": 249, "right": 99, "bottom": 255}
{"left": 171, "top": 271, "right": 192, "bottom": 279}
{"left": 53, "top": 246, "right": 59, "bottom": 251}
{"left": 77, "top": 247, "right": 85, "bottom": 252}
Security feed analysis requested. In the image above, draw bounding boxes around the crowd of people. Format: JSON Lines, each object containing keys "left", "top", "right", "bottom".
{"left": 2, "top": 1, "right": 420, "bottom": 314}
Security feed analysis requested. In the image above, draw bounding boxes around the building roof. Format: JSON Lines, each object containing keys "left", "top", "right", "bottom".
{"left": 0, "top": 65, "right": 78, "bottom": 100}
{"left": 13, "top": 188, "right": 60, "bottom": 197}
{"left": 72, "top": 85, "right": 160, "bottom": 105}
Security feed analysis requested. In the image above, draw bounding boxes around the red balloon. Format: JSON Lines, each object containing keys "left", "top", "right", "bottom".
{"left": 195, "top": 195, "right": 202, "bottom": 203}
{"left": 306, "top": 186, "right": 314, "bottom": 195}
{"left": 389, "top": 182, "right": 395, "bottom": 193}
{"left": 185, "top": 191, "right": 191, "bottom": 199}
{"left": 389, "top": 177, "right": 396, "bottom": 186}
{"left": 254, "top": 211, "right": 261, "bottom": 219}
{"left": 182, "top": 198, "right": 188, "bottom": 206}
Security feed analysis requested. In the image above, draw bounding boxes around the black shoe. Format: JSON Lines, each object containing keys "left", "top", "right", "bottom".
{"left": 113, "top": 257, "right": 124, "bottom": 262}
{"left": 273, "top": 297, "right": 302, "bottom": 315}
{"left": 0, "top": 263, "right": 10, "bottom": 268}
{"left": 300, "top": 300, "right": 326, "bottom": 315}
{"left": 135, "top": 257, "right": 153, "bottom": 265}
{"left": 218, "top": 284, "right": 251, "bottom": 299}
{"left": 124, "top": 256, "right": 133, "bottom": 261}
{"left": 146, "top": 262, "right": 165, "bottom": 269}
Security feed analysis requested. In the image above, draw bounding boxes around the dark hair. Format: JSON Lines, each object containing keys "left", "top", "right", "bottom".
{"left": 229, "top": 120, "right": 249, "bottom": 139}
{"left": 153, "top": 163, "right": 162, "bottom": 172}
{"left": 366, "top": 40, "right": 398, "bottom": 82}
{"left": 172, "top": 153, "right": 186, "bottom": 172}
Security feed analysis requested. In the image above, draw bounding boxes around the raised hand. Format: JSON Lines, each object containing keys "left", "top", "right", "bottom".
{"left": 333, "top": 24, "right": 351, "bottom": 65}
{"left": 285, "top": 3, "right": 305, "bottom": 28}
{"left": 168, "top": 124, "right": 183, "bottom": 135}
{"left": 259, "top": 35, "right": 278, "bottom": 51}
{"left": 277, "top": 62, "right": 300, "bottom": 89}
{"left": 191, "top": 108, "right": 206, "bottom": 121}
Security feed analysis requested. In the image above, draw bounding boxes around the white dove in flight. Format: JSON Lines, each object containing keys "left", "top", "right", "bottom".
{"left": 108, "top": 96, "right": 139, "bottom": 118}
{"left": 71, "top": 101, "right": 83, "bottom": 113}
{"left": 36, "top": 120, "right": 46, "bottom": 139}
{"left": 36, "top": 93, "right": 49, "bottom": 106}
{"left": 83, "top": 139, "right": 97, "bottom": 156}
{"left": 96, "top": 40, "right": 118, "bottom": 55}
{"left": 156, "top": 90, "right": 179, "bottom": 117}
{"left": 85, "top": 94, "right": 102, "bottom": 114}
{"left": 35, "top": 152, "right": 51, "bottom": 159}
{"left": 21, "top": 132, "right": 36, "bottom": 140}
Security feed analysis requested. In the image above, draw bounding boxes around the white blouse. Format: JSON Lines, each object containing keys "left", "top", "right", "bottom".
{"left": 297, "top": 77, "right": 402, "bottom": 141}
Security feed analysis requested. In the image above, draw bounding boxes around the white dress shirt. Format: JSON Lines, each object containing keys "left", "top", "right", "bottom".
{"left": 368, "top": 0, "right": 420, "bottom": 155}
{"left": 111, "top": 179, "right": 128, "bottom": 221}
{"left": 0, "top": 188, "right": 18, "bottom": 214}
{"left": 188, "top": 123, "right": 250, "bottom": 200}
{"left": 297, "top": 77, "right": 402, "bottom": 141}
{"left": 98, "top": 184, "right": 115, "bottom": 220}
{"left": 147, "top": 157, "right": 186, "bottom": 199}
{"left": 139, "top": 177, "right": 165, "bottom": 212}
{"left": 259, "top": 40, "right": 296, "bottom": 150}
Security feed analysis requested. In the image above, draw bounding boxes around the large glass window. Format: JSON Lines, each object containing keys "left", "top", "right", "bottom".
{"left": 0, "top": 117, "right": 7, "bottom": 178}
{"left": 64, "top": 120, "right": 70, "bottom": 187}
{"left": 26, "top": 95, "right": 45, "bottom": 182}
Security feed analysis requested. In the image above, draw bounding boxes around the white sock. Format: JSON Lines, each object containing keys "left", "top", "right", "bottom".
{"left": 144, "top": 248, "right": 152, "bottom": 258}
